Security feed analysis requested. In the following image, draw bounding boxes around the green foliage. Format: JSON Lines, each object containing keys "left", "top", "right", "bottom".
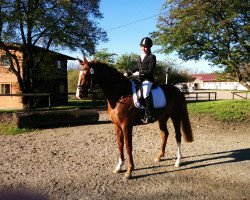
{"left": 188, "top": 100, "right": 250, "bottom": 121}
{"left": 112, "top": 52, "right": 192, "bottom": 84}
{"left": 152, "top": 0, "right": 250, "bottom": 89}
{"left": 115, "top": 53, "right": 138, "bottom": 72}
{"left": 154, "top": 61, "right": 168, "bottom": 84}
{"left": 167, "top": 67, "right": 195, "bottom": 85}
{"left": 93, "top": 48, "right": 117, "bottom": 65}
{"left": 0, "top": 0, "right": 107, "bottom": 53}
{"left": 215, "top": 72, "right": 236, "bottom": 82}
{"left": 0, "top": 0, "right": 107, "bottom": 97}
{"left": 68, "top": 69, "right": 79, "bottom": 93}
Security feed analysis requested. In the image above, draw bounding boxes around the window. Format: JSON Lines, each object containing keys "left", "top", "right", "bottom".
{"left": 0, "top": 55, "right": 11, "bottom": 69}
{"left": 57, "top": 60, "right": 62, "bottom": 69}
{"left": 1, "top": 84, "right": 11, "bottom": 94}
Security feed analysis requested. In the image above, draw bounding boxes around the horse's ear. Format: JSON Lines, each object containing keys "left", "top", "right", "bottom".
{"left": 77, "top": 57, "right": 83, "bottom": 64}
{"left": 83, "top": 57, "right": 88, "bottom": 64}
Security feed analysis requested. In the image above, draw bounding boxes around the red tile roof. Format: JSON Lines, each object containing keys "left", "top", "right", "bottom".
{"left": 191, "top": 74, "right": 217, "bottom": 82}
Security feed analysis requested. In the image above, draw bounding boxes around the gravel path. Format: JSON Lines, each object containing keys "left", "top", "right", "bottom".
{"left": 0, "top": 111, "right": 249, "bottom": 200}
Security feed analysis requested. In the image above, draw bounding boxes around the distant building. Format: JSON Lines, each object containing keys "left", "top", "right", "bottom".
{"left": 0, "top": 44, "right": 76, "bottom": 109}
{"left": 181, "top": 74, "right": 248, "bottom": 91}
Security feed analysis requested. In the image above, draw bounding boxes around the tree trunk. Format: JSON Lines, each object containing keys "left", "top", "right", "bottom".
{"left": 240, "top": 80, "right": 250, "bottom": 91}
{"left": 22, "top": 50, "right": 35, "bottom": 110}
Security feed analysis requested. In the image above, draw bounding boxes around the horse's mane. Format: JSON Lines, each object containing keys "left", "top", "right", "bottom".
{"left": 90, "top": 61, "right": 130, "bottom": 86}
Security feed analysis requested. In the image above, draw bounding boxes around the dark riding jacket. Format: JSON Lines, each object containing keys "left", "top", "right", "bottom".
{"left": 132, "top": 52, "right": 156, "bottom": 82}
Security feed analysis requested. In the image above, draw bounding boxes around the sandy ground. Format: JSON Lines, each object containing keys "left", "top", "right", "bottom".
{"left": 0, "top": 110, "right": 249, "bottom": 200}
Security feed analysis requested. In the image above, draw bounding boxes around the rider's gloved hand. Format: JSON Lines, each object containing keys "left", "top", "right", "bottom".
{"left": 132, "top": 71, "right": 139, "bottom": 77}
{"left": 124, "top": 71, "right": 132, "bottom": 77}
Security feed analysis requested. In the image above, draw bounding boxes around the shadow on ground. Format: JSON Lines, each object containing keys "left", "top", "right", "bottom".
{"left": 133, "top": 148, "right": 250, "bottom": 179}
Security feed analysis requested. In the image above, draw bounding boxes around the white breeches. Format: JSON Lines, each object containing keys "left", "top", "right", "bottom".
{"left": 142, "top": 80, "right": 153, "bottom": 98}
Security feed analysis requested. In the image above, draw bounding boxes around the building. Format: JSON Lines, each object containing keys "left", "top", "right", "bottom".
{"left": 0, "top": 44, "right": 76, "bottom": 109}
{"left": 185, "top": 74, "right": 248, "bottom": 91}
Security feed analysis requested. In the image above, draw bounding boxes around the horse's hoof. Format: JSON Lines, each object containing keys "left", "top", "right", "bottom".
{"left": 123, "top": 173, "right": 132, "bottom": 180}
{"left": 113, "top": 169, "right": 122, "bottom": 174}
{"left": 154, "top": 157, "right": 161, "bottom": 162}
{"left": 175, "top": 162, "right": 181, "bottom": 168}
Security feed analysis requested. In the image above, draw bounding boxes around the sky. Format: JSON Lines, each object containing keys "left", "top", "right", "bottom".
{"left": 69, "top": 0, "right": 221, "bottom": 73}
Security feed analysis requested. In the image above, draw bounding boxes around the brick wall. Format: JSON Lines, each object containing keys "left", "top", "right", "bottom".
{"left": 0, "top": 49, "right": 23, "bottom": 109}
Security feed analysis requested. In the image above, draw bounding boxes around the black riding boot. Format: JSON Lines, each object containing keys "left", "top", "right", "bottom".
{"left": 142, "top": 96, "right": 155, "bottom": 124}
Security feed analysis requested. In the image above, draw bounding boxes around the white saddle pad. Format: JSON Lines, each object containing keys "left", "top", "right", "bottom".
{"left": 131, "top": 81, "right": 166, "bottom": 109}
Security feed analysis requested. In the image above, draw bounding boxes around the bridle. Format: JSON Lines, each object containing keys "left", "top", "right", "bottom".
{"left": 77, "top": 67, "right": 95, "bottom": 93}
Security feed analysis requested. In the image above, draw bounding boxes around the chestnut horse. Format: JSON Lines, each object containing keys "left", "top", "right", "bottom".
{"left": 76, "top": 57, "right": 193, "bottom": 179}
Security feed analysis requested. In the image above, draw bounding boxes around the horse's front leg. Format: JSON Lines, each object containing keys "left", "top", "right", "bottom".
{"left": 123, "top": 125, "right": 134, "bottom": 179}
{"left": 113, "top": 124, "right": 125, "bottom": 173}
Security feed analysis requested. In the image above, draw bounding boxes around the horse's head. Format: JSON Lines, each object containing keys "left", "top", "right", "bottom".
{"left": 76, "top": 57, "right": 94, "bottom": 99}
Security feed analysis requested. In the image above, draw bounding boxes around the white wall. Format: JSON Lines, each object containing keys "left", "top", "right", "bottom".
{"left": 182, "top": 81, "right": 248, "bottom": 91}
{"left": 203, "top": 82, "right": 248, "bottom": 90}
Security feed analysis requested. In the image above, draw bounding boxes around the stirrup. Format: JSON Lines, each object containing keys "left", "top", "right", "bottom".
{"left": 142, "top": 115, "right": 155, "bottom": 124}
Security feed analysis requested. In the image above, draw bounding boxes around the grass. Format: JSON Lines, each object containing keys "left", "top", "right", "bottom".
{"left": 0, "top": 99, "right": 249, "bottom": 135}
{"left": 0, "top": 99, "right": 106, "bottom": 135}
{"left": 0, "top": 123, "right": 33, "bottom": 135}
{"left": 187, "top": 99, "right": 250, "bottom": 121}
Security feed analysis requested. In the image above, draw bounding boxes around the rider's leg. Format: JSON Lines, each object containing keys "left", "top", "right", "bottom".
{"left": 142, "top": 81, "right": 155, "bottom": 123}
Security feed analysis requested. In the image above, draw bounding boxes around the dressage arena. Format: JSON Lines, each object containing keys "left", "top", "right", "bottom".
{"left": 0, "top": 111, "right": 249, "bottom": 200}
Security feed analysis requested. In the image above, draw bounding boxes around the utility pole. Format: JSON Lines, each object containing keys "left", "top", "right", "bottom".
{"left": 165, "top": 66, "right": 171, "bottom": 84}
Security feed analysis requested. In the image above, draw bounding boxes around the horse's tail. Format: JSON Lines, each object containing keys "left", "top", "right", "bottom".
{"left": 181, "top": 99, "right": 193, "bottom": 142}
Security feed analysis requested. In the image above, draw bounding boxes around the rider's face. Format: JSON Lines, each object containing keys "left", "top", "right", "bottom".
{"left": 141, "top": 46, "right": 149, "bottom": 54}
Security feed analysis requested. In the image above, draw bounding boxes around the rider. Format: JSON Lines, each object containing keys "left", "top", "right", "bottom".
{"left": 127, "top": 37, "right": 156, "bottom": 123}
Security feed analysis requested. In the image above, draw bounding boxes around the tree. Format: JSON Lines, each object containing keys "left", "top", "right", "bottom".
{"left": 156, "top": 60, "right": 195, "bottom": 85}
{"left": 152, "top": 0, "right": 250, "bottom": 90}
{"left": 115, "top": 53, "right": 138, "bottom": 72}
{"left": 92, "top": 48, "right": 117, "bottom": 65}
{"left": 0, "top": 0, "right": 107, "bottom": 107}
{"left": 115, "top": 53, "right": 193, "bottom": 85}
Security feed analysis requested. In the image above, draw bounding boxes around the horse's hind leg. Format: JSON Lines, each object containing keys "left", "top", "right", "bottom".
{"left": 171, "top": 116, "right": 182, "bottom": 168}
{"left": 113, "top": 124, "right": 125, "bottom": 173}
{"left": 154, "top": 115, "right": 170, "bottom": 162}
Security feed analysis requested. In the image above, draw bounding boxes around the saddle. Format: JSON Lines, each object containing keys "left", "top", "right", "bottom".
{"left": 131, "top": 81, "right": 166, "bottom": 109}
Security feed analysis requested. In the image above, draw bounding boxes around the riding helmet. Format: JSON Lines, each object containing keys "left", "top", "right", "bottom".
{"left": 140, "top": 37, "right": 153, "bottom": 48}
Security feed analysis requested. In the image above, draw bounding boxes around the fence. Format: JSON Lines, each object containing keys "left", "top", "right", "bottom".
{"left": 68, "top": 91, "right": 107, "bottom": 108}
{"left": 184, "top": 92, "right": 217, "bottom": 102}
{"left": 1, "top": 92, "right": 105, "bottom": 110}
{"left": 69, "top": 91, "right": 217, "bottom": 108}
{"left": 0, "top": 90, "right": 219, "bottom": 111}
{"left": 231, "top": 91, "right": 249, "bottom": 99}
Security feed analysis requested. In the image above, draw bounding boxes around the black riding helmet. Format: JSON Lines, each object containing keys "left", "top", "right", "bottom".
{"left": 140, "top": 37, "right": 153, "bottom": 48}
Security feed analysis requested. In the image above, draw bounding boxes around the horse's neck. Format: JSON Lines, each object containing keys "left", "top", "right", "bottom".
{"left": 95, "top": 67, "right": 132, "bottom": 106}
{"left": 99, "top": 79, "right": 131, "bottom": 103}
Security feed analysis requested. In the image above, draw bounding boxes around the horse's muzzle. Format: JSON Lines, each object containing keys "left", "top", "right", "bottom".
{"left": 76, "top": 87, "right": 88, "bottom": 99}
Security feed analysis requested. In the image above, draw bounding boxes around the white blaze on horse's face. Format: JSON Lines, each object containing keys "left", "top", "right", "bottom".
{"left": 76, "top": 59, "right": 92, "bottom": 99}
{"left": 76, "top": 70, "right": 84, "bottom": 99}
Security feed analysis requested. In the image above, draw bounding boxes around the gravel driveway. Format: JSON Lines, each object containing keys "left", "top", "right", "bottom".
{"left": 0, "top": 111, "right": 249, "bottom": 200}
